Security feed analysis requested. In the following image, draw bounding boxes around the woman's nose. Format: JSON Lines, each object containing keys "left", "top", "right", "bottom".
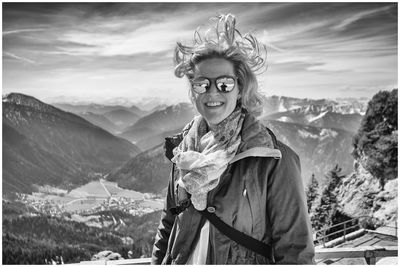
{"left": 207, "top": 83, "right": 219, "bottom": 95}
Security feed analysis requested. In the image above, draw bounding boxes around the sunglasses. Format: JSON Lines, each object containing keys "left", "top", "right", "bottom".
{"left": 190, "top": 75, "right": 237, "bottom": 94}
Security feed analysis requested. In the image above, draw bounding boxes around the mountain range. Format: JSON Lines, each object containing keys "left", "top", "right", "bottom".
{"left": 3, "top": 93, "right": 140, "bottom": 195}
{"left": 261, "top": 120, "right": 355, "bottom": 184}
{"left": 3, "top": 92, "right": 368, "bottom": 196}
{"left": 262, "top": 95, "right": 368, "bottom": 116}
{"left": 53, "top": 103, "right": 147, "bottom": 133}
{"left": 53, "top": 96, "right": 367, "bottom": 146}
{"left": 118, "top": 103, "right": 196, "bottom": 144}
{"left": 53, "top": 102, "right": 172, "bottom": 135}
{"left": 107, "top": 119, "right": 355, "bottom": 194}
{"left": 262, "top": 105, "right": 363, "bottom": 133}
{"left": 52, "top": 103, "right": 146, "bottom": 116}
{"left": 103, "top": 109, "right": 141, "bottom": 130}
{"left": 78, "top": 112, "right": 120, "bottom": 135}
{"left": 113, "top": 98, "right": 365, "bottom": 193}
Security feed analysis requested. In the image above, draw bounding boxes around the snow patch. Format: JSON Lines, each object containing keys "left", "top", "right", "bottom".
{"left": 276, "top": 116, "right": 292, "bottom": 122}
{"left": 308, "top": 111, "right": 329, "bottom": 123}
{"left": 298, "top": 129, "right": 319, "bottom": 139}
{"left": 319, "top": 129, "right": 338, "bottom": 140}
{"left": 278, "top": 101, "right": 288, "bottom": 112}
{"left": 289, "top": 105, "right": 302, "bottom": 111}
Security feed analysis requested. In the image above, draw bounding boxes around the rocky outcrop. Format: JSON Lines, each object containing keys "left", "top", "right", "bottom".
{"left": 337, "top": 162, "right": 397, "bottom": 227}
{"left": 91, "top": 250, "right": 123, "bottom": 261}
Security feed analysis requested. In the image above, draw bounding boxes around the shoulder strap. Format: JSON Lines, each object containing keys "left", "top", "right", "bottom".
{"left": 199, "top": 209, "right": 275, "bottom": 263}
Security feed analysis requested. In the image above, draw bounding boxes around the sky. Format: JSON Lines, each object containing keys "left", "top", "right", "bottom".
{"left": 2, "top": 2, "right": 398, "bottom": 106}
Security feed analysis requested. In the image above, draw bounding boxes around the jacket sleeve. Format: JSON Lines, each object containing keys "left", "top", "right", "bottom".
{"left": 151, "top": 165, "right": 176, "bottom": 264}
{"left": 267, "top": 143, "right": 315, "bottom": 264}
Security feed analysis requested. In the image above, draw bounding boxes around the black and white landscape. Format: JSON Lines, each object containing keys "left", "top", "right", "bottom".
{"left": 0, "top": 91, "right": 377, "bottom": 194}
{"left": 3, "top": 90, "right": 398, "bottom": 264}
{"left": 2, "top": 2, "right": 397, "bottom": 265}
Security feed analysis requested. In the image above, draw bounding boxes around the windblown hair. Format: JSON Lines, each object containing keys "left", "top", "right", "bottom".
{"left": 174, "top": 14, "right": 267, "bottom": 115}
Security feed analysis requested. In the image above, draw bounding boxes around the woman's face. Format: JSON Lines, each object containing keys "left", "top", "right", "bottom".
{"left": 191, "top": 58, "right": 240, "bottom": 128}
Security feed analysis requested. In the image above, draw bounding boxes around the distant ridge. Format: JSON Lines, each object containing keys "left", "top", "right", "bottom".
{"left": 262, "top": 95, "right": 367, "bottom": 116}
{"left": 78, "top": 112, "right": 120, "bottom": 134}
{"left": 107, "top": 144, "right": 169, "bottom": 195}
{"left": 108, "top": 119, "right": 355, "bottom": 194}
{"left": 3, "top": 93, "right": 141, "bottom": 195}
{"left": 119, "top": 103, "right": 196, "bottom": 143}
{"left": 262, "top": 104, "right": 363, "bottom": 132}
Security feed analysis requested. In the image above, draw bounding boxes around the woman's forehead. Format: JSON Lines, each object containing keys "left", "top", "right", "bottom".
{"left": 194, "top": 58, "right": 235, "bottom": 77}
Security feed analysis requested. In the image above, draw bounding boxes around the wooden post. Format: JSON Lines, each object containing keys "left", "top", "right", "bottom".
{"left": 343, "top": 223, "right": 347, "bottom": 242}
{"left": 323, "top": 229, "right": 326, "bottom": 248}
{"left": 365, "top": 250, "right": 376, "bottom": 265}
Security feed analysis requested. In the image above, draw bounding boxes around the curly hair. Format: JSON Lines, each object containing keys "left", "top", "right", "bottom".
{"left": 174, "top": 13, "right": 267, "bottom": 115}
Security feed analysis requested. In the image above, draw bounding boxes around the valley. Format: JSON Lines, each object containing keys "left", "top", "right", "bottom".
{"left": 15, "top": 179, "right": 163, "bottom": 220}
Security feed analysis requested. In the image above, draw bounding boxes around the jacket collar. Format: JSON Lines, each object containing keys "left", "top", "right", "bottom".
{"left": 230, "top": 112, "right": 282, "bottom": 163}
{"left": 164, "top": 112, "right": 282, "bottom": 163}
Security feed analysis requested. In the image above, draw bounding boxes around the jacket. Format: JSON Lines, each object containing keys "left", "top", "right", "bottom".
{"left": 151, "top": 112, "right": 315, "bottom": 264}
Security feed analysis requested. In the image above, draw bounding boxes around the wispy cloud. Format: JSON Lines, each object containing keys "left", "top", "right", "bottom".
{"left": 332, "top": 5, "right": 394, "bottom": 31}
{"left": 2, "top": 2, "right": 397, "bottom": 102}
{"left": 3, "top": 51, "right": 35, "bottom": 64}
{"left": 3, "top": 28, "right": 46, "bottom": 35}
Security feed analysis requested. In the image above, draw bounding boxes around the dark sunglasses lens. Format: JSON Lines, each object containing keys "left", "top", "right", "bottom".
{"left": 216, "top": 77, "right": 235, "bottom": 92}
{"left": 192, "top": 79, "right": 210, "bottom": 94}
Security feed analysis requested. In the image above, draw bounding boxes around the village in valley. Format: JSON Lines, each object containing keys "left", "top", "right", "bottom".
{"left": 15, "top": 179, "right": 164, "bottom": 226}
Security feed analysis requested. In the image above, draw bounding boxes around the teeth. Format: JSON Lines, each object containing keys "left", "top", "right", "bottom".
{"left": 206, "top": 102, "right": 223, "bottom": 107}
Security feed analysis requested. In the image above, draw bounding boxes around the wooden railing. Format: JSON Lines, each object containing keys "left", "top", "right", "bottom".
{"left": 315, "top": 246, "right": 398, "bottom": 265}
{"left": 76, "top": 246, "right": 398, "bottom": 265}
{"left": 76, "top": 258, "right": 151, "bottom": 265}
{"left": 314, "top": 216, "right": 386, "bottom": 247}
{"left": 72, "top": 217, "right": 398, "bottom": 265}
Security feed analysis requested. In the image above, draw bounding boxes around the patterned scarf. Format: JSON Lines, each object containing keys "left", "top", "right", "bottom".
{"left": 171, "top": 107, "right": 245, "bottom": 210}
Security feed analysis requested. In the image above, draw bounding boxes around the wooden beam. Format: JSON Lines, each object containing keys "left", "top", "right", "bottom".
{"left": 315, "top": 246, "right": 398, "bottom": 264}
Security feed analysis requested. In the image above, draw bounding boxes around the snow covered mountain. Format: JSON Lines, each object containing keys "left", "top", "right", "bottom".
{"left": 262, "top": 104, "right": 364, "bottom": 133}
{"left": 262, "top": 95, "right": 367, "bottom": 116}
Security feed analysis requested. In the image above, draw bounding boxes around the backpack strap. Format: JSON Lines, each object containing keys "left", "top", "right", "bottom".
{"left": 198, "top": 209, "right": 275, "bottom": 263}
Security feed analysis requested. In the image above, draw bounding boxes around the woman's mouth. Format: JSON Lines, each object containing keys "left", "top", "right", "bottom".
{"left": 205, "top": 101, "right": 224, "bottom": 107}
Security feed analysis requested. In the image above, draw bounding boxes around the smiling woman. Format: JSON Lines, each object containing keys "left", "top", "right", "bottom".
{"left": 151, "top": 14, "right": 315, "bottom": 265}
{"left": 191, "top": 58, "right": 239, "bottom": 127}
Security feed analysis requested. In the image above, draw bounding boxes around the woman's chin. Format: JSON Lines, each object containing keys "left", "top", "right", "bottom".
{"left": 204, "top": 115, "right": 225, "bottom": 127}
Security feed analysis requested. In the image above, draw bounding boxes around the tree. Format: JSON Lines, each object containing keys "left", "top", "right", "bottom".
{"left": 352, "top": 89, "right": 398, "bottom": 189}
{"left": 311, "top": 164, "right": 345, "bottom": 231}
{"left": 326, "top": 164, "right": 345, "bottom": 193}
{"left": 306, "top": 173, "right": 319, "bottom": 213}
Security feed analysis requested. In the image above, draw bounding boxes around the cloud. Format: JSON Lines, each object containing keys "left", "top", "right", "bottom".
{"left": 3, "top": 28, "right": 46, "bottom": 35}
{"left": 54, "top": 10, "right": 209, "bottom": 57}
{"left": 332, "top": 5, "right": 394, "bottom": 31}
{"left": 260, "top": 30, "right": 286, "bottom": 53}
{"left": 3, "top": 51, "right": 35, "bottom": 64}
{"left": 2, "top": 2, "right": 397, "bottom": 103}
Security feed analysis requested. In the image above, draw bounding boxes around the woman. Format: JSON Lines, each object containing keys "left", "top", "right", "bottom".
{"left": 151, "top": 14, "right": 315, "bottom": 264}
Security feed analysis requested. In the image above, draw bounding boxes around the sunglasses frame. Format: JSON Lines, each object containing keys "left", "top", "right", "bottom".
{"left": 190, "top": 75, "right": 237, "bottom": 94}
